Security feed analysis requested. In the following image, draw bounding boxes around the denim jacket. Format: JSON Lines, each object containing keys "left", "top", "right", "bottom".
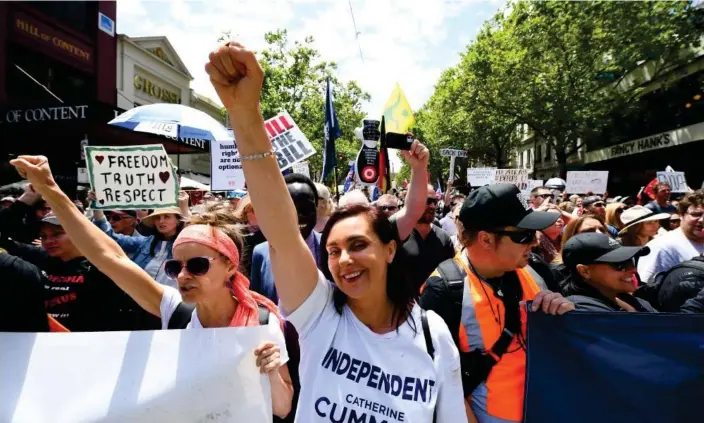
{"left": 94, "top": 218, "right": 174, "bottom": 270}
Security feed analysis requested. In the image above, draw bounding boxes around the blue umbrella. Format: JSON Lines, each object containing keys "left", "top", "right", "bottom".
{"left": 109, "top": 103, "right": 231, "bottom": 143}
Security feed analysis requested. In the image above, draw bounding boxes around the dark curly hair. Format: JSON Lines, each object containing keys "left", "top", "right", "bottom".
{"left": 319, "top": 204, "right": 416, "bottom": 332}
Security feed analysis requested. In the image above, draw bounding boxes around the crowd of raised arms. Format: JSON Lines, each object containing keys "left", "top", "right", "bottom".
{"left": 2, "top": 41, "right": 703, "bottom": 423}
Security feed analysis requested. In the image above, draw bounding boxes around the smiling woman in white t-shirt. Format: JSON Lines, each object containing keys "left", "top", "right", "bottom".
{"left": 204, "top": 41, "right": 468, "bottom": 423}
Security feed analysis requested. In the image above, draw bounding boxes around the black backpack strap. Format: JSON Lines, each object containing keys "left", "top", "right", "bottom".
{"left": 435, "top": 258, "right": 466, "bottom": 347}
{"left": 257, "top": 305, "right": 270, "bottom": 325}
{"left": 168, "top": 302, "right": 195, "bottom": 329}
{"left": 420, "top": 309, "right": 436, "bottom": 423}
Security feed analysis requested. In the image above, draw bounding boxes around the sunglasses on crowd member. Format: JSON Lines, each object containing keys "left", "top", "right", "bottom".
{"left": 378, "top": 205, "right": 398, "bottom": 212}
{"left": 535, "top": 193, "right": 554, "bottom": 199}
{"left": 592, "top": 202, "right": 606, "bottom": 208}
{"left": 490, "top": 229, "right": 537, "bottom": 244}
{"left": 607, "top": 258, "right": 636, "bottom": 272}
{"left": 616, "top": 208, "right": 625, "bottom": 215}
{"left": 164, "top": 256, "right": 217, "bottom": 279}
{"left": 426, "top": 197, "right": 439, "bottom": 206}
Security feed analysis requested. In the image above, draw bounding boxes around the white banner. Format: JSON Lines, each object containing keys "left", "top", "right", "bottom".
{"left": 467, "top": 168, "right": 497, "bottom": 186}
{"left": 495, "top": 169, "right": 530, "bottom": 189}
{"left": 292, "top": 161, "right": 310, "bottom": 178}
{"left": 440, "top": 148, "right": 468, "bottom": 158}
{"left": 211, "top": 111, "right": 315, "bottom": 191}
{"left": 657, "top": 171, "right": 688, "bottom": 193}
{"left": 566, "top": 171, "right": 609, "bottom": 194}
{"left": 0, "top": 327, "right": 274, "bottom": 423}
{"left": 85, "top": 145, "right": 179, "bottom": 210}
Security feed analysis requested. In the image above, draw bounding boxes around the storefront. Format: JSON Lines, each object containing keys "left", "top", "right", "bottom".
{"left": 584, "top": 121, "right": 704, "bottom": 195}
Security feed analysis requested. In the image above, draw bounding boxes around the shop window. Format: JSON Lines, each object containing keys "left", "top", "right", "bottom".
{"left": 536, "top": 144, "right": 542, "bottom": 163}
{"left": 6, "top": 43, "right": 94, "bottom": 106}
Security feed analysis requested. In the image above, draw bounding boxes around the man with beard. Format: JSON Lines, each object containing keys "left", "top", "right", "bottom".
{"left": 250, "top": 173, "right": 321, "bottom": 303}
{"left": 396, "top": 183, "right": 455, "bottom": 292}
{"left": 638, "top": 190, "right": 704, "bottom": 281}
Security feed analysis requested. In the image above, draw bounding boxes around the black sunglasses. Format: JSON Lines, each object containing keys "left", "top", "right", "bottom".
{"left": 491, "top": 229, "right": 537, "bottom": 244}
{"left": 607, "top": 258, "right": 636, "bottom": 272}
{"left": 107, "top": 214, "right": 122, "bottom": 222}
{"left": 536, "top": 194, "right": 554, "bottom": 199}
{"left": 426, "top": 198, "right": 439, "bottom": 206}
{"left": 615, "top": 208, "right": 624, "bottom": 215}
{"left": 164, "top": 256, "right": 216, "bottom": 279}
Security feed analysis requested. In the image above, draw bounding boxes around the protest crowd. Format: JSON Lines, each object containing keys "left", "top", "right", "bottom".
{"left": 2, "top": 42, "right": 704, "bottom": 423}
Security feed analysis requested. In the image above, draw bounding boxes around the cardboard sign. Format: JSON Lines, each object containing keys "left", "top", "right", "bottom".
{"left": 292, "top": 161, "right": 310, "bottom": 178}
{"left": 566, "top": 171, "right": 609, "bottom": 194}
{"left": 85, "top": 145, "right": 179, "bottom": 210}
{"left": 495, "top": 169, "right": 530, "bottom": 189}
{"left": 77, "top": 167, "right": 89, "bottom": 184}
{"left": 0, "top": 327, "right": 275, "bottom": 422}
{"left": 211, "top": 112, "right": 315, "bottom": 191}
{"left": 657, "top": 171, "right": 688, "bottom": 193}
{"left": 440, "top": 149, "right": 468, "bottom": 158}
{"left": 467, "top": 168, "right": 497, "bottom": 187}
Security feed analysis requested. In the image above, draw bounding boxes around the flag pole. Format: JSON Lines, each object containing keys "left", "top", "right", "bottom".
{"left": 333, "top": 165, "right": 339, "bottom": 197}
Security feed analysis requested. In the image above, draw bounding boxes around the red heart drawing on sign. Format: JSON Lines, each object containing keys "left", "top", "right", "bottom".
{"left": 95, "top": 155, "right": 105, "bottom": 164}
{"left": 98, "top": 199, "right": 105, "bottom": 205}
{"left": 159, "top": 171, "right": 170, "bottom": 183}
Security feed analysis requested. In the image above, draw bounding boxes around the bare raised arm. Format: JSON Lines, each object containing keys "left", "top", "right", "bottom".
{"left": 392, "top": 139, "right": 430, "bottom": 241}
{"left": 9, "top": 157, "right": 164, "bottom": 316}
{"left": 206, "top": 43, "right": 318, "bottom": 313}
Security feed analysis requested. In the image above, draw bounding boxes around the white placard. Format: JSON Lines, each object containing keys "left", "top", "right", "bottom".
{"left": 467, "top": 168, "right": 497, "bottom": 186}
{"left": 85, "top": 145, "right": 179, "bottom": 210}
{"left": 77, "top": 167, "right": 89, "bottom": 184}
{"left": 495, "top": 169, "right": 530, "bottom": 189}
{"left": 566, "top": 171, "right": 609, "bottom": 194}
{"left": 211, "top": 111, "right": 315, "bottom": 191}
{"left": 657, "top": 171, "right": 688, "bottom": 193}
{"left": 0, "top": 327, "right": 274, "bottom": 423}
{"left": 292, "top": 161, "right": 310, "bottom": 178}
{"left": 440, "top": 149, "right": 468, "bottom": 158}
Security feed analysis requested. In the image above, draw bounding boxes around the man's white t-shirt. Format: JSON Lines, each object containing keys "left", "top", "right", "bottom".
{"left": 284, "top": 271, "right": 467, "bottom": 423}
{"left": 159, "top": 286, "right": 289, "bottom": 363}
{"left": 637, "top": 228, "right": 704, "bottom": 281}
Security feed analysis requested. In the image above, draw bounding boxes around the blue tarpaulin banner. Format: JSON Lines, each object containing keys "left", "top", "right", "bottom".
{"left": 525, "top": 311, "right": 704, "bottom": 423}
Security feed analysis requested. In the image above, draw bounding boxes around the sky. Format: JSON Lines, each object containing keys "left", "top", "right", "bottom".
{"left": 117, "top": 0, "right": 505, "bottom": 169}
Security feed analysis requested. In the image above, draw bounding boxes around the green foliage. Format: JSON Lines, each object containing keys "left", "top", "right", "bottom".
{"left": 416, "top": 0, "right": 702, "bottom": 177}
{"left": 221, "top": 30, "right": 370, "bottom": 185}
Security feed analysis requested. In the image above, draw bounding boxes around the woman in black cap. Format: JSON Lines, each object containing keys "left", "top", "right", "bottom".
{"left": 561, "top": 232, "right": 656, "bottom": 311}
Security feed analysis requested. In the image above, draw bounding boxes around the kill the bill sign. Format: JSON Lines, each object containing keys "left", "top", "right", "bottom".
{"left": 85, "top": 145, "right": 179, "bottom": 210}
{"left": 211, "top": 111, "right": 315, "bottom": 191}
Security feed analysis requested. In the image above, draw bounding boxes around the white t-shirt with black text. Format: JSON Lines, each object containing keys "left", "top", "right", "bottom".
{"left": 284, "top": 271, "right": 467, "bottom": 423}
{"left": 159, "top": 286, "right": 289, "bottom": 363}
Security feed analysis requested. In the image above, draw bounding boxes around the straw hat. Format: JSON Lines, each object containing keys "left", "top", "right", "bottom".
{"left": 618, "top": 205, "right": 671, "bottom": 235}
{"left": 141, "top": 206, "right": 183, "bottom": 227}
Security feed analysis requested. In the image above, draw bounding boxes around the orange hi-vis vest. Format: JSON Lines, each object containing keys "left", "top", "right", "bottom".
{"left": 452, "top": 254, "right": 543, "bottom": 423}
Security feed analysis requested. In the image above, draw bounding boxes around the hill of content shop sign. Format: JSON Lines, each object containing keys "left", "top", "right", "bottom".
{"left": 0, "top": 105, "right": 88, "bottom": 124}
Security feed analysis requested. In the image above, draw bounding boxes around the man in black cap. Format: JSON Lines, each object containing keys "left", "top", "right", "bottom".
{"left": 582, "top": 196, "right": 606, "bottom": 219}
{"left": 420, "top": 183, "right": 574, "bottom": 423}
{"left": 104, "top": 210, "right": 140, "bottom": 237}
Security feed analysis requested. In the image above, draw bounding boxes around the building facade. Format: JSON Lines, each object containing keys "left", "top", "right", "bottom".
{"left": 116, "top": 35, "right": 222, "bottom": 180}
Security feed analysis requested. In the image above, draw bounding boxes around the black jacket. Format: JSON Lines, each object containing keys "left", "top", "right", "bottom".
{"left": 656, "top": 257, "right": 704, "bottom": 312}
{"left": 0, "top": 253, "right": 51, "bottom": 332}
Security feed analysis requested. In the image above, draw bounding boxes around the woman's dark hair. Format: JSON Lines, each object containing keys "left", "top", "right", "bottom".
{"left": 319, "top": 203, "right": 416, "bottom": 332}
{"left": 150, "top": 218, "right": 185, "bottom": 256}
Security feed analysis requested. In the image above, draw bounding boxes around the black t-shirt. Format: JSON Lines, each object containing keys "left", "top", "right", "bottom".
{"left": 0, "top": 253, "right": 51, "bottom": 332}
{"left": 391, "top": 217, "right": 455, "bottom": 292}
{"left": 0, "top": 240, "right": 157, "bottom": 331}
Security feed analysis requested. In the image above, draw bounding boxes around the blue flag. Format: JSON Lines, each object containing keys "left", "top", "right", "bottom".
{"left": 342, "top": 162, "right": 355, "bottom": 193}
{"left": 525, "top": 310, "right": 704, "bottom": 423}
{"left": 321, "top": 76, "right": 341, "bottom": 183}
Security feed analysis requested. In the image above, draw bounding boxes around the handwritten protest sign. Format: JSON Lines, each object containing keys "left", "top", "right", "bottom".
{"left": 566, "top": 171, "right": 609, "bottom": 194}
{"left": 467, "top": 168, "right": 497, "bottom": 186}
{"left": 657, "top": 171, "right": 688, "bottom": 193}
{"left": 211, "top": 111, "right": 315, "bottom": 191}
{"left": 292, "top": 161, "right": 310, "bottom": 178}
{"left": 495, "top": 169, "right": 530, "bottom": 190}
{"left": 0, "top": 326, "right": 274, "bottom": 423}
{"left": 85, "top": 145, "right": 178, "bottom": 210}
